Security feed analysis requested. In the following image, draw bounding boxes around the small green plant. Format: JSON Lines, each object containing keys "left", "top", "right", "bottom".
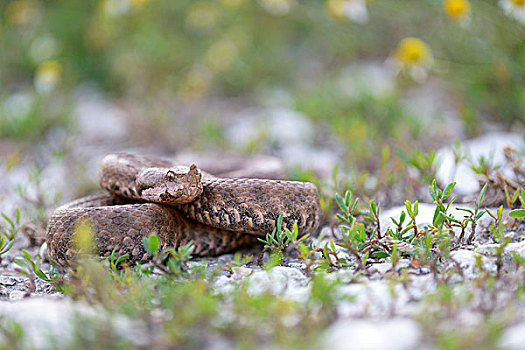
{"left": 102, "top": 247, "right": 130, "bottom": 272}
{"left": 223, "top": 252, "right": 254, "bottom": 275}
{"left": 0, "top": 209, "right": 20, "bottom": 260}
{"left": 362, "top": 199, "right": 381, "bottom": 238}
{"left": 508, "top": 188, "right": 525, "bottom": 219}
{"left": 257, "top": 214, "right": 310, "bottom": 267}
{"left": 471, "top": 155, "right": 499, "bottom": 176}
{"left": 455, "top": 183, "right": 487, "bottom": 244}
{"left": 404, "top": 199, "right": 420, "bottom": 239}
{"left": 142, "top": 233, "right": 195, "bottom": 277}
{"left": 407, "top": 149, "right": 440, "bottom": 185}
{"left": 486, "top": 205, "right": 512, "bottom": 278}
{"left": 13, "top": 249, "right": 65, "bottom": 294}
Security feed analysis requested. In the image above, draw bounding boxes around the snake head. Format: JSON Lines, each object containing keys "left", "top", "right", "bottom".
{"left": 136, "top": 164, "right": 203, "bottom": 204}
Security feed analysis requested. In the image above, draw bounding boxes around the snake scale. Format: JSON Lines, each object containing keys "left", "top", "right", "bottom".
{"left": 46, "top": 154, "right": 321, "bottom": 265}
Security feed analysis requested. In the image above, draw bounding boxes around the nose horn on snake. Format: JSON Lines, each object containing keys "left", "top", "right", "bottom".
{"left": 189, "top": 164, "right": 198, "bottom": 175}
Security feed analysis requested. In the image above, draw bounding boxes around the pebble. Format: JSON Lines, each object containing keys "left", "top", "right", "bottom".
{"left": 449, "top": 249, "right": 496, "bottom": 278}
{"left": 437, "top": 132, "right": 524, "bottom": 195}
{"left": 9, "top": 290, "right": 26, "bottom": 301}
{"left": 500, "top": 321, "right": 525, "bottom": 350}
{"left": 324, "top": 317, "right": 421, "bottom": 350}
{"left": 475, "top": 241, "right": 525, "bottom": 257}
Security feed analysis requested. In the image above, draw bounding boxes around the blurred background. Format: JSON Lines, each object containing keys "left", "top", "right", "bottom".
{"left": 0, "top": 0, "right": 524, "bottom": 222}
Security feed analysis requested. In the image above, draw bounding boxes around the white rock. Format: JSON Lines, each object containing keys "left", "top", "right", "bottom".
{"left": 0, "top": 298, "right": 148, "bottom": 348}
{"left": 437, "top": 132, "right": 524, "bottom": 195}
{"left": 9, "top": 290, "right": 26, "bottom": 301}
{"left": 246, "top": 266, "right": 309, "bottom": 301}
{"left": 324, "top": 317, "right": 421, "bottom": 350}
{"left": 231, "top": 267, "right": 253, "bottom": 279}
{"left": 475, "top": 241, "right": 525, "bottom": 257}
{"left": 450, "top": 249, "right": 496, "bottom": 278}
{"left": 213, "top": 275, "right": 236, "bottom": 295}
{"left": 500, "top": 321, "right": 525, "bottom": 350}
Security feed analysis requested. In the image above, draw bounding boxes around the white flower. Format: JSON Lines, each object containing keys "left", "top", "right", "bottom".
{"left": 499, "top": 0, "right": 525, "bottom": 24}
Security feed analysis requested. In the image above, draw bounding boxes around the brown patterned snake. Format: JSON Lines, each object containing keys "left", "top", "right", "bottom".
{"left": 46, "top": 154, "right": 321, "bottom": 265}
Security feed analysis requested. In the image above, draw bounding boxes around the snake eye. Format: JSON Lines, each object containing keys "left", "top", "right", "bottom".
{"left": 166, "top": 170, "right": 176, "bottom": 182}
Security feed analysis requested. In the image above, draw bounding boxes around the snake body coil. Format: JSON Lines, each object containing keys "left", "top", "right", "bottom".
{"left": 46, "top": 154, "right": 321, "bottom": 265}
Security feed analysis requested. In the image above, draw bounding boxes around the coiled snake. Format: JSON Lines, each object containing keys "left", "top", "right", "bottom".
{"left": 46, "top": 154, "right": 321, "bottom": 265}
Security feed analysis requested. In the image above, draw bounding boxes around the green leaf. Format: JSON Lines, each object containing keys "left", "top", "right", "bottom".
{"left": 511, "top": 252, "right": 525, "bottom": 265}
{"left": 350, "top": 198, "right": 359, "bottom": 215}
{"left": 14, "top": 258, "right": 29, "bottom": 269}
{"left": 323, "top": 243, "right": 330, "bottom": 260}
{"left": 298, "top": 233, "right": 310, "bottom": 243}
{"left": 405, "top": 200, "right": 413, "bottom": 218}
{"left": 116, "top": 254, "right": 129, "bottom": 265}
{"left": 434, "top": 211, "right": 444, "bottom": 227}
{"left": 336, "top": 193, "right": 346, "bottom": 213}
{"left": 456, "top": 207, "right": 474, "bottom": 215}
{"left": 509, "top": 209, "right": 525, "bottom": 219}
{"left": 276, "top": 214, "right": 283, "bottom": 233}
{"left": 22, "top": 249, "right": 32, "bottom": 262}
{"left": 429, "top": 180, "right": 437, "bottom": 201}
{"left": 292, "top": 222, "right": 299, "bottom": 240}
{"left": 475, "top": 209, "right": 486, "bottom": 221}
{"left": 330, "top": 240, "right": 337, "bottom": 253}
{"left": 370, "top": 200, "right": 377, "bottom": 215}
{"left": 358, "top": 223, "right": 366, "bottom": 242}
{"left": 478, "top": 183, "right": 488, "bottom": 205}
{"left": 443, "top": 182, "right": 456, "bottom": 201}
{"left": 0, "top": 245, "right": 10, "bottom": 257}
{"left": 413, "top": 201, "right": 419, "bottom": 217}
{"left": 35, "top": 270, "right": 50, "bottom": 281}
{"left": 144, "top": 233, "right": 160, "bottom": 255}
{"left": 432, "top": 206, "right": 440, "bottom": 226}
{"left": 345, "top": 191, "right": 352, "bottom": 207}
{"left": 399, "top": 211, "right": 406, "bottom": 224}
{"left": 372, "top": 251, "right": 389, "bottom": 258}
{"left": 336, "top": 213, "right": 349, "bottom": 223}
{"left": 1, "top": 213, "right": 14, "bottom": 231}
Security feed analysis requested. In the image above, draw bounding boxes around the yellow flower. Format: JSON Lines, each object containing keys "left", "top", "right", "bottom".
{"left": 325, "top": 0, "right": 347, "bottom": 21}
{"left": 186, "top": 1, "right": 219, "bottom": 33}
{"left": 394, "top": 37, "right": 431, "bottom": 67}
{"left": 444, "top": 0, "right": 470, "bottom": 20}
{"left": 35, "top": 60, "right": 62, "bottom": 92}
{"left": 511, "top": 0, "right": 525, "bottom": 6}
{"left": 206, "top": 40, "right": 238, "bottom": 73}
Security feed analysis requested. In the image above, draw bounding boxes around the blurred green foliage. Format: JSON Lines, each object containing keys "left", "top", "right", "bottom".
{"left": 0, "top": 0, "right": 524, "bottom": 142}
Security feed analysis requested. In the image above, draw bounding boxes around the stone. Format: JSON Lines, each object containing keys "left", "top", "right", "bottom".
{"left": 246, "top": 266, "right": 309, "bottom": 301}
{"left": 324, "top": 317, "right": 421, "bottom": 350}
{"left": 9, "top": 290, "right": 26, "bottom": 301}
{"left": 500, "top": 321, "right": 525, "bottom": 350}
{"left": 436, "top": 132, "right": 524, "bottom": 195}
